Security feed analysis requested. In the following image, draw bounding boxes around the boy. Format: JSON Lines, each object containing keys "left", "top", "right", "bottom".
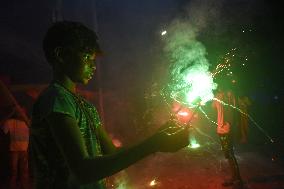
{"left": 29, "top": 21, "right": 189, "bottom": 189}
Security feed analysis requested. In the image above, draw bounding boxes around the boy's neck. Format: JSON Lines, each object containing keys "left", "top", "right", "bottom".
{"left": 54, "top": 74, "right": 76, "bottom": 93}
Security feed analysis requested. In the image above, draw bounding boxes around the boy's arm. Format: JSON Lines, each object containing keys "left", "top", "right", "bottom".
{"left": 96, "top": 125, "right": 117, "bottom": 154}
{"left": 47, "top": 112, "right": 189, "bottom": 184}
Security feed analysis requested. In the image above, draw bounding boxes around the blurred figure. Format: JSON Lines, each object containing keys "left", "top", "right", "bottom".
{"left": 238, "top": 95, "right": 251, "bottom": 143}
{"left": 2, "top": 107, "right": 30, "bottom": 189}
{"left": 0, "top": 117, "right": 10, "bottom": 189}
{"left": 213, "top": 88, "right": 243, "bottom": 188}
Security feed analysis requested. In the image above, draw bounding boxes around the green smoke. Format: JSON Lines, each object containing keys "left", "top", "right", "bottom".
{"left": 164, "top": 21, "right": 217, "bottom": 107}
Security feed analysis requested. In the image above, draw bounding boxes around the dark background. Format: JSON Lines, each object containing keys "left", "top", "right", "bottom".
{"left": 0, "top": 0, "right": 283, "bottom": 144}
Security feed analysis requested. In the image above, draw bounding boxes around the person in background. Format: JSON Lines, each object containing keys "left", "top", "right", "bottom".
{"left": 2, "top": 107, "right": 30, "bottom": 189}
{"left": 238, "top": 95, "right": 251, "bottom": 143}
{"left": 212, "top": 87, "right": 243, "bottom": 188}
{"left": 29, "top": 21, "right": 189, "bottom": 189}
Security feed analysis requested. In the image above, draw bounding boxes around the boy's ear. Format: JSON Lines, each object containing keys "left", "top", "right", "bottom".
{"left": 54, "top": 47, "right": 64, "bottom": 63}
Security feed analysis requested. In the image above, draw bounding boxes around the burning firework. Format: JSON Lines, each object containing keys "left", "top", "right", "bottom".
{"left": 163, "top": 23, "right": 217, "bottom": 107}
{"left": 156, "top": 21, "right": 273, "bottom": 148}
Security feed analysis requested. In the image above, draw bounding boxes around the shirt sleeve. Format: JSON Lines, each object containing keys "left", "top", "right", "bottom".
{"left": 33, "top": 86, "right": 77, "bottom": 122}
{"left": 52, "top": 90, "right": 77, "bottom": 119}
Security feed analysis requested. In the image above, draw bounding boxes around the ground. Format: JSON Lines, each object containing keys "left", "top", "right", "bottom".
{"left": 108, "top": 142, "right": 284, "bottom": 189}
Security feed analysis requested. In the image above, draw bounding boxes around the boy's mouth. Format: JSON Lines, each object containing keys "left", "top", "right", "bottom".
{"left": 86, "top": 73, "right": 93, "bottom": 80}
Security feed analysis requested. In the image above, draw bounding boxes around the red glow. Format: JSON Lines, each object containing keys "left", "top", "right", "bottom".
{"left": 172, "top": 101, "right": 198, "bottom": 124}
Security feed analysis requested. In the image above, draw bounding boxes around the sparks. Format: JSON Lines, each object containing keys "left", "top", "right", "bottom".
{"left": 213, "top": 97, "right": 274, "bottom": 143}
{"left": 163, "top": 22, "right": 217, "bottom": 108}
{"left": 188, "top": 132, "right": 200, "bottom": 149}
{"left": 211, "top": 47, "right": 249, "bottom": 80}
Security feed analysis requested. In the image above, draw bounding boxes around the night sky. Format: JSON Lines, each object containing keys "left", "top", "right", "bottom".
{"left": 1, "top": 0, "right": 283, "bottom": 142}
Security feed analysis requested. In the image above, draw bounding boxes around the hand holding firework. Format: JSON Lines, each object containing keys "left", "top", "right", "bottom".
{"left": 149, "top": 120, "right": 189, "bottom": 152}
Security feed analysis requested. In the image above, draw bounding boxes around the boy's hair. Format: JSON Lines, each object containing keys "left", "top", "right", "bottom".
{"left": 43, "top": 21, "right": 101, "bottom": 65}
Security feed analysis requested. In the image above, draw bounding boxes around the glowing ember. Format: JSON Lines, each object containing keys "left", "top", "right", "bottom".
{"left": 177, "top": 111, "right": 189, "bottom": 116}
{"left": 189, "top": 133, "right": 200, "bottom": 149}
{"left": 190, "top": 143, "right": 200, "bottom": 149}
{"left": 149, "top": 179, "right": 157, "bottom": 186}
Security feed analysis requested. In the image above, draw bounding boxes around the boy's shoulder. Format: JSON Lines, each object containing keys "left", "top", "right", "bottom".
{"left": 32, "top": 83, "right": 78, "bottom": 122}
{"left": 36, "top": 83, "right": 70, "bottom": 103}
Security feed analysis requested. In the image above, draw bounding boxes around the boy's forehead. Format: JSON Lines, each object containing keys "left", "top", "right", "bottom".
{"left": 81, "top": 51, "right": 97, "bottom": 59}
{"left": 66, "top": 46, "right": 96, "bottom": 54}
{"left": 63, "top": 45, "right": 102, "bottom": 58}
{"left": 80, "top": 46, "right": 103, "bottom": 56}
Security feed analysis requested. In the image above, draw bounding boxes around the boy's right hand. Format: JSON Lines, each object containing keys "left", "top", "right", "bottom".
{"left": 150, "top": 121, "right": 190, "bottom": 153}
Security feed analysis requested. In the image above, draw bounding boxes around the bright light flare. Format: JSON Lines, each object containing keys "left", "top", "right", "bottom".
{"left": 149, "top": 179, "right": 157, "bottom": 186}
{"left": 177, "top": 111, "right": 189, "bottom": 117}
{"left": 188, "top": 133, "right": 200, "bottom": 149}
{"left": 184, "top": 71, "right": 216, "bottom": 105}
{"left": 163, "top": 24, "right": 216, "bottom": 110}
{"left": 161, "top": 30, "right": 167, "bottom": 36}
{"left": 172, "top": 102, "right": 199, "bottom": 124}
{"left": 190, "top": 143, "right": 200, "bottom": 149}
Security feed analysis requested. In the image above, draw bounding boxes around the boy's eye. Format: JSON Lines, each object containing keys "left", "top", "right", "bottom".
{"left": 83, "top": 54, "right": 91, "bottom": 61}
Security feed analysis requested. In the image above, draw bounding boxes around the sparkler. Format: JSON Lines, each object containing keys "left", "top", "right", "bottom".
{"left": 160, "top": 23, "right": 218, "bottom": 149}
{"left": 158, "top": 24, "right": 273, "bottom": 151}
{"left": 163, "top": 42, "right": 217, "bottom": 107}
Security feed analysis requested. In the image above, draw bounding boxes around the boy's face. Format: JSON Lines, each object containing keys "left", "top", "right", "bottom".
{"left": 63, "top": 48, "right": 97, "bottom": 85}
